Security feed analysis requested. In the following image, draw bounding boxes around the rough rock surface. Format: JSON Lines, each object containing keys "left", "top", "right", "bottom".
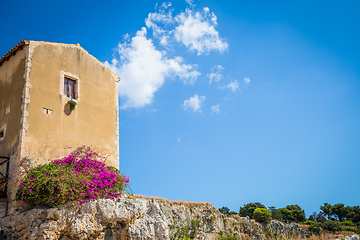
{"left": 0, "top": 203, "right": 6, "bottom": 218}
{"left": 345, "top": 235, "right": 360, "bottom": 240}
{"left": 0, "top": 198, "right": 309, "bottom": 240}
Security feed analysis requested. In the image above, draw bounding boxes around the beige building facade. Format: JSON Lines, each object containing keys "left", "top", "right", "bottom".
{"left": 0, "top": 40, "right": 120, "bottom": 216}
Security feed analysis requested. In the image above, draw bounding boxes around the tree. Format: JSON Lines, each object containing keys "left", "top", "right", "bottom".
{"left": 332, "top": 203, "right": 348, "bottom": 222}
{"left": 346, "top": 206, "right": 360, "bottom": 223}
{"left": 268, "top": 206, "right": 283, "bottom": 221}
{"left": 320, "top": 203, "right": 333, "bottom": 219}
{"left": 278, "top": 205, "right": 306, "bottom": 223}
{"left": 253, "top": 208, "right": 272, "bottom": 224}
{"left": 239, "top": 202, "right": 266, "bottom": 219}
{"left": 219, "top": 207, "right": 230, "bottom": 215}
{"left": 317, "top": 213, "right": 327, "bottom": 223}
{"left": 308, "top": 212, "right": 317, "bottom": 222}
{"left": 320, "top": 203, "right": 357, "bottom": 222}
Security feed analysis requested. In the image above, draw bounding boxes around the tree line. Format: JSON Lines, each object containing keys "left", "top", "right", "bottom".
{"left": 218, "top": 202, "right": 360, "bottom": 234}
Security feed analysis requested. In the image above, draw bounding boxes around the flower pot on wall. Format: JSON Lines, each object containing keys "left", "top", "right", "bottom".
{"left": 67, "top": 100, "right": 77, "bottom": 111}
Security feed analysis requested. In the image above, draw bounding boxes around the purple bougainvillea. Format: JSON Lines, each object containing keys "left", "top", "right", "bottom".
{"left": 15, "top": 146, "right": 130, "bottom": 207}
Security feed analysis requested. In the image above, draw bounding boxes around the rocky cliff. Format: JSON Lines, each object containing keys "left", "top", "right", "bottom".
{"left": 0, "top": 198, "right": 310, "bottom": 240}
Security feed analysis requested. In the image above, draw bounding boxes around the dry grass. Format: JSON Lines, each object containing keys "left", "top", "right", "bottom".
{"left": 130, "top": 194, "right": 213, "bottom": 207}
{"left": 286, "top": 231, "right": 356, "bottom": 240}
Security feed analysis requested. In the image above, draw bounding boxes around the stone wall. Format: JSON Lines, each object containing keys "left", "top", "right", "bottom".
{"left": 0, "top": 202, "right": 6, "bottom": 218}
{"left": 0, "top": 198, "right": 311, "bottom": 240}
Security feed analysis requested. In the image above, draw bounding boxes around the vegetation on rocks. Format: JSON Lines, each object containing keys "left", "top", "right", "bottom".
{"left": 219, "top": 201, "right": 360, "bottom": 237}
{"left": 239, "top": 202, "right": 266, "bottom": 219}
{"left": 253, "top": 208, "right": 272, "bottom": 224}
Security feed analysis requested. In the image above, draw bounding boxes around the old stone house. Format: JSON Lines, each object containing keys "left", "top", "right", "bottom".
{"left": 0, "top": 40, "right": 120, "bottom": 216}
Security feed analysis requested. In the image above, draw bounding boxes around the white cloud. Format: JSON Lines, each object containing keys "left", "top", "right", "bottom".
{"left": 105, "top": 3, "right": 230, "bottom": 109}
{"left": 174, "top": 8, "right": 228, "bottom": 55}
{"left": 185, "top": 0, "right": 195, "bottom": 7}
{"left": 105, "top": 27, "right": 200, "bottom": 109}
{"left": 145, "top": 2, "right": 174, "bottom": 47}
{"left": 207, "top": 65, "right": 224, "bottom": 84}
{"left": 145, "top": 4, "right": 228, "bottom": 55}
{"left": 183, "top": 94, "right": 205, "bottom": 112}
{"left": 244, "top": 77, "right": 251, "bottom": 85}
{"left": 177, "top": 137, "right": 181, "bottom": 145}
{"left": 220, "top": 80, "right": 239, "bottom": 92}
{"left": 211, "top": 104, "right": 220, "bottom": 114}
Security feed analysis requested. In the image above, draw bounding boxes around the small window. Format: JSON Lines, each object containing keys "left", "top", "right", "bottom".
{"left": 42, "top": 108, "right": 53, "bottom": 115}
{"left": 64, "top": 77, "right": 77, "bottom": 99}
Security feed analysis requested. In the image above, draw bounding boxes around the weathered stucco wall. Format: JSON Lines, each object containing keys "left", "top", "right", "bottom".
{"left": 22, "top": 41, "right": 119, "bottom": 168}
{"left": 0, "top": 45, "right": 28, "bottom": 217}
{"left": 0, "top": 47, "right": 26, "bottom": 159}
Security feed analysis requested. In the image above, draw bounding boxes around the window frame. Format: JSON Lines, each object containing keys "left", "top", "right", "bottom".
{"left": 64, "top": 77, "right": 77, "bottom": 99}
{"left": 60, "top": 71, "right": 80, "bottom": 102}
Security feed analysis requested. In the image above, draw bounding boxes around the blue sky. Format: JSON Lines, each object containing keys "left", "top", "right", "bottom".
{"left": 1, "top": 0, "right": 360, "bottom": 216}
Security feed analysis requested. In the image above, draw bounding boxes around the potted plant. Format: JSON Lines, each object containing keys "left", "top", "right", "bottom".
{"left": 67, "top": 100, "right": 77, "bottom": 111}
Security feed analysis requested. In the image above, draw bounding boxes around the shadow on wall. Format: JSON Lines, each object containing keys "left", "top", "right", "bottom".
{"left": 63, "top": 103, "right": 72, "bottom": 116}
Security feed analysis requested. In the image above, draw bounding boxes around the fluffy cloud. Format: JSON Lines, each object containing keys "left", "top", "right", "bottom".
{"left": 106, "top": 3, "right": 230, "bottom": 109}
{"left": 211, "top": 104, "right": 220, "bottom": 114}
{"left": 105, "top": 28, "right": 200, "bottom": 109}
{"left": 145, "top": 2, "right": 174, "bottom": 47}
{"left": 220, "top": 80, "right": 239, "bottom": 92}
{"left": 174, "top": 8, "right": 228, "bottom": 55}
{"left": 183, "top": 94, "right": 205, "bottom": 112}
{"left": 207, "top": 65, "right": 224, "bottom": 84}
{"left": 145, "top": 3, "right": 228, "bottom": 55}
{"left": 244, "top": 77, "right": 251, "bottom": 85}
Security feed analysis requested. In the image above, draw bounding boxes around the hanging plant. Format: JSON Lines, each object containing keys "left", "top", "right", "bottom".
{"left": 67, "top": 100, "right": 77, "bottom": 111}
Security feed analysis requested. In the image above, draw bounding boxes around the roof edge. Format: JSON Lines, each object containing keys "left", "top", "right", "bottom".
{"left": 0, "top": 40, "right": 120, "bottom": 82}
{"left": 0, "top": 40, "right": 30, "bottom": 66}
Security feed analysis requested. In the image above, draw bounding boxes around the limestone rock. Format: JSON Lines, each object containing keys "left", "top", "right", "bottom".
{"left": 0, "top": 198, "right": 308, "bottom": 240}
{"left": 345, "top": 234, "right": 360, "bottom": 240}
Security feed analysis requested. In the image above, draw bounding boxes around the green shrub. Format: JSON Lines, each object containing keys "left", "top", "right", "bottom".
{"left": 308, "top": 224, "right": 321, "bottom": 234}
{"left": 317, "top": 214, "right": 327, "bottom": 223}
{"left": 268, "top": 206, "right": 283, "bottom": 221}
{"left": 217, "top": 235, "right": 237, "bottom": 240}
{"left": 304, "top": 220, "right": 316, "bottom": 225}
{"left": 219, "top": 206, "right": 230, "bottom": 215}
{"left": 278, "top": 205, "right": 306, "bottom": 223}
{"left": 344, "top": 227, "right": 360, "bottom": 234}
{"left": 253, "top": 208, "right": 272, "bottom": 224}
{"left": 342, "top": 220, "right": 354, "bottom": 226}
{"left": 239, "top": 202, "right": 266, "bottom": 218}
{"left": 15, "top": 146, "right": 130, "bottom": 207}
{"left": 321, "top": 221, "right": 343, "bottom": 233}
{"left": 191, "top": 219, "right": 201, "bottom": 235}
